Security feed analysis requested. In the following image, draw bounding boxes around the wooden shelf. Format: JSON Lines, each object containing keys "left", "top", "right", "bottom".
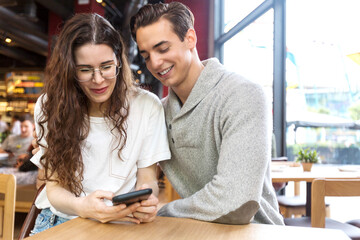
{"left": 3, "top": 71, "right": 43, "bottom": 114}
{"left": 6, "top": 94, "right": 40, "bottom": 100}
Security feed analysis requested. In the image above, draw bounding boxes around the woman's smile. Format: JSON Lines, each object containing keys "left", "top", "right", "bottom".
{"left": 91, "top": 86, "right": 109, "bottom": 94}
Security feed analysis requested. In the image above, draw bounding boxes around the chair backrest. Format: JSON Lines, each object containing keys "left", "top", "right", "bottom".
{"left": 18, "top": 183, "right": 45, "bottom": 240}
{"left": 311, "top": 178, "right": 360, "bottom": 228}
{"left": 0, "top": 174, "right": 16, "bottom": 240}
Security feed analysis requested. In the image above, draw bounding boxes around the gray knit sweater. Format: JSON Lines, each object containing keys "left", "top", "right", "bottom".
{"left": 158, "top": 58, "right": 284, "bottom": 225}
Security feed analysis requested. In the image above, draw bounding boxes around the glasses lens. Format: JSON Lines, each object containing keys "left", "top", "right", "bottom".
{"left": 76, "top": 68, "right": 93, "bottom": 82}
{"left": 100, "top": 64, "right": 118, "bottom": 79}
{"left": 76, "top": 64, "right": 120, "bottom": 82}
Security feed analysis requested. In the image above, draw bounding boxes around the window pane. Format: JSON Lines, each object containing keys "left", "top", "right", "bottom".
{"left": 286, "top": 0, "right": 360, "bottom": 164}
{"left": 224, "top": 0, "right": 265, "bottom": 33}
{"left": 223, "top": 10, "right": 274, "bottom": 102}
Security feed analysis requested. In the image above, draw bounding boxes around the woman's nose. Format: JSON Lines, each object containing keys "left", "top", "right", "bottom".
{"left": 92, "top": 69, "right": 105, "bottom": 84}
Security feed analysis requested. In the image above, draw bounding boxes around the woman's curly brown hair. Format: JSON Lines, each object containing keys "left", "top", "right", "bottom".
{"left": 37, "top": 13, "right": 136, "bottom": 196}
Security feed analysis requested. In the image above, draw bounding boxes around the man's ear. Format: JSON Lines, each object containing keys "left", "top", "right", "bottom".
{"left": 185, "top": 28, "right": 197, "bottom": 49}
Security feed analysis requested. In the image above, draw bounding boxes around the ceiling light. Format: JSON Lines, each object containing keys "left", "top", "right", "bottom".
{"left": 96, "top": 0, "right": 103, "bottom": 3}
{"left": 5, "top": 37, "right": 12, "bottom": 43}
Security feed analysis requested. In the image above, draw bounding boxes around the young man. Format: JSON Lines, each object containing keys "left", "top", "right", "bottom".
{"left": 130, "top": 2, "right": 284, "bottom": 225}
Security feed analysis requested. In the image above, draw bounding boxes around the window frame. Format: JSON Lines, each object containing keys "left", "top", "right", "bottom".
{"left": 213, "top": 0, "right": 287, "bottom": 156}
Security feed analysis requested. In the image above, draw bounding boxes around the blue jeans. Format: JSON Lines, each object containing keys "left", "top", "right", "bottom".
{"left": 30, "top": 208, "right": 70, "bottom": 236}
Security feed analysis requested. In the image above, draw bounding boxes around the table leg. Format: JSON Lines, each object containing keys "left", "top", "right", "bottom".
{"left": 306, "top": 182, "right": 312, "bottom": 216}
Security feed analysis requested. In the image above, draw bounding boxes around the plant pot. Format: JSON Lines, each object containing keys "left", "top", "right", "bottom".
{"left": 301, "top": 162, "right": 313, "bottom": 172}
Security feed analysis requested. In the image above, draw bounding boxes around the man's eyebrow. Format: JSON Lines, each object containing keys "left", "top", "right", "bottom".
{"left": 139, "top": 41, "right": 169, "bottom": 54}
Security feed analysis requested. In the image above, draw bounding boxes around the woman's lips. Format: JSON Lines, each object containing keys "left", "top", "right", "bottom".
{"left": 91, "top": 86, "right": 108, "bottom": 94}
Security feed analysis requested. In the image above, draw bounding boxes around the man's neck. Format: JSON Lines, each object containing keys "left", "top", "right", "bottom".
{"left": 172, "top": 56, "right": 204, "bottom": 105}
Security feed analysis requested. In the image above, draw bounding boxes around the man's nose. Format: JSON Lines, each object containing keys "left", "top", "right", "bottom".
{"left": 149, "top": 54, "right": 164, "bottom": 70}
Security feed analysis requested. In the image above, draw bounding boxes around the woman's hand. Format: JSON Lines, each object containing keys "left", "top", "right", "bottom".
{"left": 132, "top": 184, "right": 159, "bottom": 223}
{"left": 46, "top": 181, "right": 142, "bottom": 224}
{"left": 77, "top": 190, "right": 141, "bottom": 224}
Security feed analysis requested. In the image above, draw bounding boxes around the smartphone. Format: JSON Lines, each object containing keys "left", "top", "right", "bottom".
{"left": 112, "top": 188, "right": 152, "bottom": 206}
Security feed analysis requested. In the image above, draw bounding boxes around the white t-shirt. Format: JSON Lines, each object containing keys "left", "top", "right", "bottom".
{"left": 31, "top": 89, "right": 171, "bottom": 219}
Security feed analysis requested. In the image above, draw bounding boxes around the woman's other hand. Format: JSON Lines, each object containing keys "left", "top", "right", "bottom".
{"left": 133, "top": 184, "right": 159, "bottom": 223}
{"left": 77, "top": 190, "right": 141, "bottom": 224}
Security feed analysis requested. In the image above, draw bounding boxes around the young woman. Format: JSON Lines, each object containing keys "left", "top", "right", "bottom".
{"left": 30, "top": 13, "right": 170, "bottom": 235}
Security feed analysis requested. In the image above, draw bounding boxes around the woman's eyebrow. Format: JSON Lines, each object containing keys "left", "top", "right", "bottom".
{"left": 76, "top": 60, "right": 115, "bottom": 67}
{"left": 101, "top": 60, "right": 115, "bottom": 65}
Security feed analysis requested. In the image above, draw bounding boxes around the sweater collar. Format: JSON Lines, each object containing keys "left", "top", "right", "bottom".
{"left": 167, "top": 58, "right": 225, "bottom": 119}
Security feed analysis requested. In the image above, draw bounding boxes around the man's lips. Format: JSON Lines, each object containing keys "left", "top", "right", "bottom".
{"left": 91, "top": 86, "right": 108, "bottom": 94}
{"left": 158, "top": 65, "right": 174, "bottom": 76}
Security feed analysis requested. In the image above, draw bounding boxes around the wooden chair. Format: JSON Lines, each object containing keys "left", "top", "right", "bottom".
{"left": 18, "top": 183, "right": 45, "bottom": 240}
{"left": 0, "top": 174, "right": 16, "bottom": 240}
{"left": 285, "top": 178, "right": 360, "bottom": 240}
{"left": 311, "top": 179, "right": 360, "bottom": 228}
{"left": 0, "top": 184, "right": 38, "bottom": 214}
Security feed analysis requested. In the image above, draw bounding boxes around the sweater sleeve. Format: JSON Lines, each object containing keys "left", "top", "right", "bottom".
{"left": 157, "top": 82, "right": 273, "bottom": 224}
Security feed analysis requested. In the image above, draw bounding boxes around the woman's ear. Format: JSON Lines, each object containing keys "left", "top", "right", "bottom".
{"left": 185, "top": 28, "right": 197, "bottom": 49}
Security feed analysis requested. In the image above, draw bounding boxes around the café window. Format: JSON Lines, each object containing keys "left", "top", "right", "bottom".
{"left": 216, "top": 0, "right": 360, "bottom": 164}
{"left": 223, "top": 9, "right": 274, "bottom": 105}
{"left": 286, "top": 0, "right": 360, "bottom": 164}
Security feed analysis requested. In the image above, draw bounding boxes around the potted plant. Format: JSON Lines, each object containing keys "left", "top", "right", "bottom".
{"left": 296, "top": 148, "right": 319, "bottom": 171}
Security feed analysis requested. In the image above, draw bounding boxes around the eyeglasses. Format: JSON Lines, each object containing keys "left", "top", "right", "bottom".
{"left": 75, "top": 62, "right": 122, "bottom": 82}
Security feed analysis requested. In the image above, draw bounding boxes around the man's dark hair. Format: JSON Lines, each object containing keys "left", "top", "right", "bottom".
{"left": 130, "top": 2, "right": 194, "bottom": 42}
{"left": 19, "top": 114, "right": 34, "bottom": 124}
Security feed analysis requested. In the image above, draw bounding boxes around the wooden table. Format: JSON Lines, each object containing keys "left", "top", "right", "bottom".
{"left": 271, "top": 164, "right": 360, "bottom": 216}
{"left": 25, "top": 216, "right": 350, "bottom": 240}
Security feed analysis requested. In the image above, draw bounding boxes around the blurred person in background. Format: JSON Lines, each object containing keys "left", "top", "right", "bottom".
{"left": 10, "top": 114, "right": 21, "bottom": 135}
{"left": 0, "top": 114, "right": 37, "bottom": 184}
{"left": 0, "top": 114, "right": 34, "bottom": 162}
